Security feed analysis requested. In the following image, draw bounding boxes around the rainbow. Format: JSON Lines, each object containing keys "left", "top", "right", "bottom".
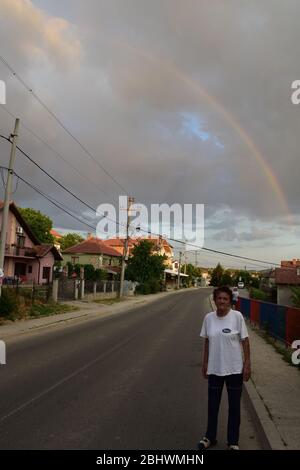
{"left": 111, "top": 38, "right": 292, "bottom": 225}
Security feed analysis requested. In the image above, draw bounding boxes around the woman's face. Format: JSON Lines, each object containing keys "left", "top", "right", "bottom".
{"left": 215, "top": 292, "right": 231, "bottom": 313}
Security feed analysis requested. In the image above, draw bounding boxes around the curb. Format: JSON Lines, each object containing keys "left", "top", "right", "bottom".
{"left": 209, "top": 295, "right": 286, "bottom": 450}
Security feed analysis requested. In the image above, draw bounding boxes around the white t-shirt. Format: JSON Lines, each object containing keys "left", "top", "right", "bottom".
{"left": 200, "top": 309, "right": 248, "bottom": 376}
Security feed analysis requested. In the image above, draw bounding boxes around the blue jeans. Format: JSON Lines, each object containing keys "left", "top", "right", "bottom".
{"left": 206, "top": 373, "right": 243, "bottom": 446}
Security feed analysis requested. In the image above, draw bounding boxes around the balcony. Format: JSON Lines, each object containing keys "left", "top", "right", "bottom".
{"left": 5, "top": 244, "right": 36, "bottom": 258}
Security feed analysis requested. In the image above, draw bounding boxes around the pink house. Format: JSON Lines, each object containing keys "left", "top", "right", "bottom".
{"left": 0, "top": 201, "right": 63, "bottom": 284}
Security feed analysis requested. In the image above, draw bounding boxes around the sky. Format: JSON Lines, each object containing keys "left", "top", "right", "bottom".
{"left": 0, "top": 0, "right": 300, "bottom": 268}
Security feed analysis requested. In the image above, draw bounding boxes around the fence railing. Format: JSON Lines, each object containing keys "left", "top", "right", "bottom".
{"left": 4, "top": 244, "right": 36, "bottom": 258}
{"left": 57, "top": 279, "right": 124, "bottom": 301}
{"left": 237, "top": 297, "right": 300, "bottom": 346}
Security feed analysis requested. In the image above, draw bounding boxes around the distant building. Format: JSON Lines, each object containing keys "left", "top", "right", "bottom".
{"left": 275, "top": 262, "right": 300, "bottom": 306}
{"left": 62, "top": 237, "right": 121, "bottom": 278}
{"left": 50, "top": 229, "right": 63, "bottom": 251}
{"left": 0, "top": 201, "right": 62, "bottom": 284}
{"left": 103, "top": 236, "right": 174, "bottom": 266}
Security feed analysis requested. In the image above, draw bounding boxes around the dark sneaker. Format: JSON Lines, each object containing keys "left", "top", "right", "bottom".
{"left": 197, "top": 437, "right": 217, "bottom": 450}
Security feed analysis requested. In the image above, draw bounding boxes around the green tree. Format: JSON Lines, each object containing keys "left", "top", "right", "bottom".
{"left": 291, "top": 286, "right": 300, "bottom": 308}
{"left": 210, "top": 263, "right": 224, "bottom": 287}
{"left": 60, "top": 232, "right": 84, "bottom": 251}
{"left": 232, "top": 270, "right": 251, "bottom": 286}
{"left": 250, "top": 287, "right": 268, "bottom": 301}
{"left": 19, "top": 208, "right": 54, "bottom": 243}
{"left": 126, "top": 240, "right": 166, "bottom": 284}
{"left": 249, "top": 276, "right": 260, "bottom": 289}
{"left": 221, "top": 271, "right": 233, "bottom": 286}
{"left": 181, "top": 263, "right": 202, "bottom": 286}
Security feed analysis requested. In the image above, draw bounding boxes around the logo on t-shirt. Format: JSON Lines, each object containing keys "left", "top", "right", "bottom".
{"left": 222, "top": 328, "right": 232, "bottom": 333}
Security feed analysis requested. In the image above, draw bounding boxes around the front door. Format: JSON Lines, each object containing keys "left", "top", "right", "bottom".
{"left": 14, "top": 262, "right": 26, "bottom": 277}
{"left": 42, "top": 266, "right": 51, "bottom": 284}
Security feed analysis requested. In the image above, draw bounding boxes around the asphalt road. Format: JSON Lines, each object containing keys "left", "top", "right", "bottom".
{"left": 0, "top": 289, "right": 262, "bottom": 449}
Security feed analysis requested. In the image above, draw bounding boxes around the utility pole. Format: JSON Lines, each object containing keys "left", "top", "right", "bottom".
{"left": 195, "top": 251, "right": 198, "bottom": 267}
{"left": 0, "top": 118, "right": 20, "bottom": 296}
{"left": 177, "top": 251, "right": 182, "bottom": 289}
{"left": 119, "top": 196, "right": 134, "bottom": 298}
{"left": 184, "top": 252, "right": 187, "bottom": 274}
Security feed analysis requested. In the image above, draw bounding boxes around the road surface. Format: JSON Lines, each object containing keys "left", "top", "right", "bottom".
{"left": 0, "top": 288, "right": 261, "bottom": 449}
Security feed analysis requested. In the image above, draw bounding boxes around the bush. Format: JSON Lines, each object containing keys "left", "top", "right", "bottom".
{"left": 250, "top": 288, "right": 268, "bottom": 301}
{"left": 0, "top": 289, "right": 18, "bottom": 318}
{"left": 136, "top": 279, "right": 162, "bottom": 295}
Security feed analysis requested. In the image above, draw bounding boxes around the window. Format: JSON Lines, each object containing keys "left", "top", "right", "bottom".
{"left": 28, "top": 266, "right": 32, "bottom": 274}
{"left": 42, "top": 267, "right": 51, "bottom": 280}
{"left": 71, "top": 256, "right": 79, "bottom": 265}
{"left": 16, "top": 235, "right": 25, "bottom": 248}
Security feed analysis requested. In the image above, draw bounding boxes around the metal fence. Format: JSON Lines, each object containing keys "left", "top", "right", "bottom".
{"left": 2, "top": 284, "right": 52, "bottom": 303}
{"left": 58, "top": 278, "right": 77, "bottom": 301}
{"left": 57, "top": 279, "right": 121, "bottom": 301}
{"left": 237, "top": 297, "right": 300, "bottom": 346}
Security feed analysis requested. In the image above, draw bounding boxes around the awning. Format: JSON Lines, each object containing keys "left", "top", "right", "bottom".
{"left": 164, "top": 269, "right": 189, "bottom": 277}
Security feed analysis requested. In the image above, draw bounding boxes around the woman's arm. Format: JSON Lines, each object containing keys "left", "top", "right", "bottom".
{"left": 242, "top": 337, "right": 251, "bottom": 381}
{"left": 202, "top": 338, "right": 209, "bottom": 379}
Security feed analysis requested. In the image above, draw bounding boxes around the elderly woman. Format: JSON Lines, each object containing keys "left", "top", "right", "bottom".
{"left": 198, "top": 286, "right": 251, "bottom": 450}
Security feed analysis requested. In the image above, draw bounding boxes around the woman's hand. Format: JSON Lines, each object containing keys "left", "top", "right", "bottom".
{"left": 243, "top": 360, "right": 251, "bottom": 382}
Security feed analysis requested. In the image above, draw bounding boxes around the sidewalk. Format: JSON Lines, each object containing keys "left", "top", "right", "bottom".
{"left": 0, "top": 288, "right": 203, "bottom": 342}
{"left": 210, "top": 296, "right": 300, "bottom": 450}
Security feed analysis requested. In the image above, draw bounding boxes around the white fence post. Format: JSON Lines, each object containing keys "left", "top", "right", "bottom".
{"left": 0, "top": 340, "right": 6, "bottom": 365}
{"left": 52, "top": 279, "right": 58, "bottom": 303}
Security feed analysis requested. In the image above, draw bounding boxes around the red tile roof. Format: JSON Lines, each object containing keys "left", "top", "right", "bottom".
{"left": 281, "top": 259, "right": 300, "bottom": 268}
{"left": 275, "top": 267, "right": 300, "bottom": 285}
{"left": 51, "top": 229, "right": 63, "bottom": 239}
{"left": 63, "top": 237, "right": 121, "bottom": 257}
{"left": 103, "top": 236, "right": 173, "bottom": 251}
{"left": 35, "top": 244, "right": 63, "bottom": 261}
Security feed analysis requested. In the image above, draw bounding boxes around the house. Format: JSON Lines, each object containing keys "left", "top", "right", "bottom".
{"left": 275, "top": 264, "right": 300, "bottom": 306}
{"left": 104, "top": 235, "right": 184, "bottom": 287}
{"left": 164, "top": 266, "right": 189, "bottom": 289}
{"left": 50, "top": 229, "right": 63, "bottom": 251}
{"left": 281, "top": 259, "right": 300, "bottom": 268}
{"left": 200, "top": 268, "right": 211, "bottom": 287}
{"left": 103, "top": 236, "right": 174, "bottom": 266}
{"left": 62, "top": 236, "right": 121, "bottom": 278}
{"left": 0, "top": 201, "right": 63, "bottom": 284}
{"left": 259, "top": 269, "right": 276, "bottom": 289}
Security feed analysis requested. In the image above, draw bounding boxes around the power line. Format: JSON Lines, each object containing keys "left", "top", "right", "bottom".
{"left": 0, "top": 136, "right": 289, "bottom": 269}
{"left": 0, "top": 104, "right": 118, "bottom": 202}
{"left": 0, "top": 165, "right": 98, "bottom": 232}
{"left": 0, "top": 133, "right": 100, "bottom": 215}
{"left": 0, "top": 54, "right": 128, "bottom": 194}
